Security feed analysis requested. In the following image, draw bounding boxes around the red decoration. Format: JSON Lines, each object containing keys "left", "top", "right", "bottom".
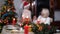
{"left": 20, "top": 23, "right": 23, "bottom": 27}
{"left": 12, "top": 18, "right": 16, "bottom": 26}
{"left": 24, "top": 1, "right": 29, "bottom": 6}
{"left": 48, "top": 26, "right": 51, "bottom": 30}
{"left": 24, "top": 24, "right": 29, "bottom": 34}
{"left": 37, "top": 19, "right": 40, "bottom": 24}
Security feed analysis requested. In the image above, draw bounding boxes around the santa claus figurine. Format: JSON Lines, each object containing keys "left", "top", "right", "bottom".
{"left": 13, "top": 0, "right": 35, "bottom": 22}
{"left": 22, "top": 9, "right": 31, "bottom": 22}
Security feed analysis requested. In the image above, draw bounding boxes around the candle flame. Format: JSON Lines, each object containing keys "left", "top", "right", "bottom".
{"left": 13, "top": 18, "right": 15, "bottom": 20}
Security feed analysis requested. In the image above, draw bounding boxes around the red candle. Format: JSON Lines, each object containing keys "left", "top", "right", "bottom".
{"left": 24, "top": 24, "right": 29, "bottom": 34}
{"left": 12, "top": 18, "right": 16, "bottom": 26}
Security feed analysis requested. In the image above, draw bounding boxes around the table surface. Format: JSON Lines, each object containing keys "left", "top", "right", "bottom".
{"left": 1, "top": 26, "right": 34, "bottom": 34}
{"left": 1, "top": 25, "right": 60, "bottom": 34}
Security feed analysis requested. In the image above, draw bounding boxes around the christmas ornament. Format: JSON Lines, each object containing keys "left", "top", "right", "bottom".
{"left": 38, "top": 25, "right": 43, "bottom": 31}
{"left": 29, "top": 25, "right": 32, "bottom": 32}
{"left": 7, "top": 9, "right": 10, "bottom": 12}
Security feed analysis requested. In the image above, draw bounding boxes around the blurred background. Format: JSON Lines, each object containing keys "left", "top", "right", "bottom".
{"left": 0, "top": 0, "right": 60, "bottom": 34}
{"left": 0, "top": 0, "right": 60, "bottom": 30}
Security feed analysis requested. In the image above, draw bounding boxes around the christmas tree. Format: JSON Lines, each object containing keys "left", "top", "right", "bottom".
{"left": 0, "top": 0, "right": 17, "bottom": 33}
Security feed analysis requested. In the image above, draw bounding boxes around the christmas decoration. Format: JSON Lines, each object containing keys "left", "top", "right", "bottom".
{"left": 0, "top": 0, "right": 17, "bottom": 33}
{"left": 20, "top": 20, "right": 57, "bottom": 34}
{"left": 24, "top": 24, "right": 29, "bottom": 34}
{"left": 1, "top": 0, "right": 17, "bottom": 23}
{"left": 32, "top": 23, "right": 57, "bottom": 34}
{"left": 0, "top": 0, "right": 57, "bottom": 34}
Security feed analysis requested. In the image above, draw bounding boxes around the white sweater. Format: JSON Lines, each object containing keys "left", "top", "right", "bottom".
{"left": 33, "top": 15, "right": 51, "bottom": 25}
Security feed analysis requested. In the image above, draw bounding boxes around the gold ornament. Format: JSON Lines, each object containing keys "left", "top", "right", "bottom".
{"left": 2, "top": 6, "right": 6, "bottom": 10}
{"left": 36, "top": 24, "right": 40, "bottom": 27}
{"left": 29, "top": 25, "right": 32, "bottom": 32}
{"left": 38, "top": 25, "right": 43, "bottom": 31}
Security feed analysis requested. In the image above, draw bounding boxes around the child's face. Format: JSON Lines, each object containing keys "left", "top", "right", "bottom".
{"left": 41, "top": 12, "right": 49, "bottom": 18}
{"left": 41, "top": 9, "right": 49, "bottom": 18}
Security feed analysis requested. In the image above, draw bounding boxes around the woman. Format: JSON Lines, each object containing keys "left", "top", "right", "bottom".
{"left": 33, "top": 8, "right": 53, "bottom": 25}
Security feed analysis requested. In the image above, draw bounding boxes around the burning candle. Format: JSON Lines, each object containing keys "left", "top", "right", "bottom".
{"left": 12, "top": 18, "right": 16, "bottom": 26}
{"left": 24, "top": 24, "right": 29, "bottom": 34}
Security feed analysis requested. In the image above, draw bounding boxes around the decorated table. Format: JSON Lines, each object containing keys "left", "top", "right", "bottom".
{"left": 1, "top": 25, "right": 34, "bottom": 34}
{"left": 1, "top": 16, "right": 57, "bottom": 34}
{"left": 1, "top": 25, "right": 60, "bottom": 34}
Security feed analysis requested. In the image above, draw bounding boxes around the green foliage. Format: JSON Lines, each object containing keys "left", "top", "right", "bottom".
{"left": 0, "top": 23, "right": 4, "bottom": 33}
{"left": 17, "top": 22, "right": 57, "bottom": 34}
{"left": 1, "top": 0, "right": 16, "bottom": 23}
{"left": 0, "top": 0, "right": 16, "bottom": 33}
{"left": 32, "top": 23, "right": 57, "bottom": 34}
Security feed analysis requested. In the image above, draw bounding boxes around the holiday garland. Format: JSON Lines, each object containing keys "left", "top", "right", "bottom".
{"left": 16, "top": 21, "right": 57, "bottom": 34}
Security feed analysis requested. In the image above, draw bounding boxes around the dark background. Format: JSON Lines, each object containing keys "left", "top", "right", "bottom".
{"left": 36, "top": 0, "right": 49, "bottom": 17}
{"left": 36, "top": 0, "right": 60, "bottom": 29}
